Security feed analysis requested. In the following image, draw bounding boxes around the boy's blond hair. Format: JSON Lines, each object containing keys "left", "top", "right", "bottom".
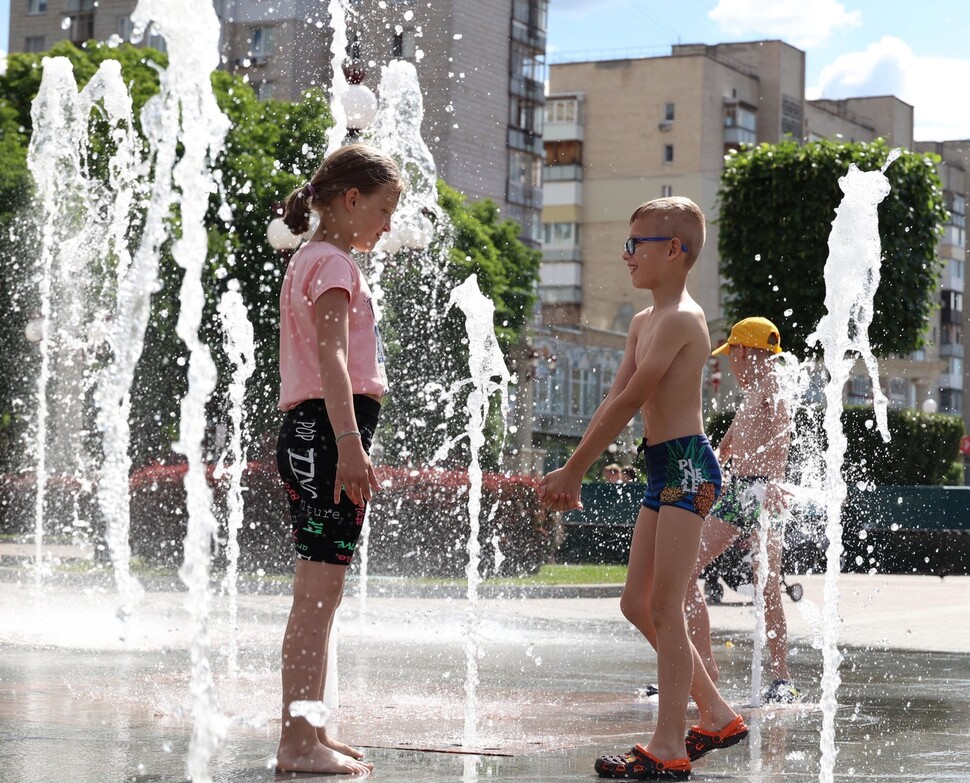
{"left": 630, "top": 196, "right": 706, "bottom": 269}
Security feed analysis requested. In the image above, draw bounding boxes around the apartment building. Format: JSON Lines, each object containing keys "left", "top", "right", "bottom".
{"left": 7, "top": 0, "right": 549, "bottom": 244}
{"left": 534, "top": 41, "right": 967, "bottom": 465}
{"left": 915, "top": 141, "right": 969, "bottom": 417}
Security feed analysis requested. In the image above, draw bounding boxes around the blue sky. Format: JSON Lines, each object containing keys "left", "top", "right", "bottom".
{"left": 3, "top": 0, "right": 968, "bottom": 139}
{"left": 548, "top": 0, "right": 970, "bottom": 141}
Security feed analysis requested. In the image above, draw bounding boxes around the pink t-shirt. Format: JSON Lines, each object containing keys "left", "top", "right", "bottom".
{"left": 278, "top": 241, "right": 388, "bottom": 411}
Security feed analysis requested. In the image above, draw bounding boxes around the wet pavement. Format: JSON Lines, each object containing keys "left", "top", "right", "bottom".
{"left": 1, "top": 565, "right": 969, "bottom": 783}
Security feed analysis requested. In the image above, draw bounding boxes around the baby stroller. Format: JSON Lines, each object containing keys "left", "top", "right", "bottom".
{"left": 702, "top": 500, "right": 826, "bottom": 604}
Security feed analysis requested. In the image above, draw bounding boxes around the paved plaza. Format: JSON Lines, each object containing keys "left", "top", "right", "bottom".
{"left": 1, "top": 561, "right": 969, "bottom": 782}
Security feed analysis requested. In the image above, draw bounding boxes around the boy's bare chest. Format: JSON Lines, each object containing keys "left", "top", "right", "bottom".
{"left": 732, "top": 398, "right": 775, "bottom": 451}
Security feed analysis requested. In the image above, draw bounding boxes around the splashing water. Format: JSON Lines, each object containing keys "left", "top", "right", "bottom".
{"left": 215, "top": 286, "right": 255, "bottom": 676}
{"left": 129, "top": 2, "right": 232, "bottom": 780}
{"left": 806, "top": 161, "right": 893, "bottom": 783}
{"left": 439, "top": 274, "right": 511, "bottom": 745}
{"left": 369, "top": 59, "right": 439, "bottom": 254}
{"left": 28, "top": 0, "right": 233, "bottom": 776}
{"left": 26, "top": 56, "right": 144, "bottom": 605}
{"left": 324, "top": 0, "right": 351, "bottom": 157}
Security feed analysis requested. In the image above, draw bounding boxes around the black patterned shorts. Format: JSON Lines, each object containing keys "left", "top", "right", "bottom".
{"left": 276, "top": 396, "right": 380, "bottom": 565}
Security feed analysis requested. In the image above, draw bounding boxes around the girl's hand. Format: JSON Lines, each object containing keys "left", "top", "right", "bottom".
{"left": 334, "top": 437, "right": 381, "bottom": 506}
{"left": 538, "top": 467, "right": 584, "bottom": 512}
{"left": 764, "top": 482, "right": 791, "bottom": 516}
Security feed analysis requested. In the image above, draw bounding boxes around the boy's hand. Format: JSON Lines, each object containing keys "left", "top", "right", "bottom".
{"left": 538, "top": 467, "right": 584, "bottom": 512}
{"left": 764, "top": 483, "right": 791, "bottom": 516}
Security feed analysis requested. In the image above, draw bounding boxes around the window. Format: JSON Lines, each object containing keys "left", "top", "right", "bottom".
{"left": 510, "top": 96, "right": 542, "bottom": 133}
{"left": 664, "top": 102, "right": 675, "bottom": 121}
{"left": 25, "top": 35, "right": 46, "bottom": 52}
{"left": 661, "top": 184, "right": 673, "bottom": 197}
{"left": 940, "top": 389, "right": 962, "bottom": 415}
{"left": 392, "top": 29, "right": 416, "bottom": 59}
{"left": 508, "top": 150, "right": 541, "bottom": 189}
{"left": 945, "top": 225, "right": 966, "bottom": 248}
{"left": 67, "top": 11, "right": 95, "bottom": 44}
{"left": 147, "top": 29, "right": 167, "bottom": 52}
{"left": 66, "top": 0, "right": 94, "bottom": 10}
{"left": 28, "top": 0, "right": 47, "bottom": 13}
{"left": 545, "top": 98, "right": 579, "bottom": 124}
{"left": 846, "top": 376, "right": 871, "bottom": 405}
{"left": 952, "top": 259, "right": 965, "bottom": 280}
{"left": 249, "top": 27, "right": 275, "bottom": 60}
{"left": 513, "top": 0, "right": 548, "bottom": 31}
{"left": 663, "top": 145, "right": 674, "bottom": 164}
{"left": 943, "top": 290, "right": 963, "bottom": 312}
{"left": 542, "top": 222, "right": 580, "bottom": 246}
{"left": 511, "top": 42, "right": 543, "bottom": 82}
{"left": 116, "top": 16, "right": 134, "bottom": 41}
{"left": 544, "top": 140, "right": 582, "bottom": 166}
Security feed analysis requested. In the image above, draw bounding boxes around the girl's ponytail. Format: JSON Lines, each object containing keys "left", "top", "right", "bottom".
{"left": 281, "top": 183, "right": 315, "bottom": 235}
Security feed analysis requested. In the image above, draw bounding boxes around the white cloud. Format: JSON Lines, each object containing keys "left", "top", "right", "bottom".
{"left": 813, "top": 36, "right": 970, "bottom": 141}
{"left": 709, "top": 0, "right": 862, "bottom": 49}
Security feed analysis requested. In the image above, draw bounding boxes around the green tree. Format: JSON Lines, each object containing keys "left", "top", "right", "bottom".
{"left": 0, "top": 41, "right": 541, "bottom": 473}
{"left": 0, "top": 100, "right": 33, "bottom": 471}
{"left": 718, "top": 138, "right": 948, "bottom": 356}
{"left": 375, "top": 181, "right": 540, "bottom": 468}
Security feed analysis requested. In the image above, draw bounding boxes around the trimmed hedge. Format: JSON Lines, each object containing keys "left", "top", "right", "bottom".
{"left": 1, "top": 461, "right": 561, "bottom": 578}
{"left": 706, "top": 405, "right": 964, "bottom": 486}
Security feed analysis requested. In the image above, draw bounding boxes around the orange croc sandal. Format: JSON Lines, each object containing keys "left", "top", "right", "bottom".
{"left": 595, "top": 744, "right": 692, "bottom": 780}
{"left": 685, "top": 715, "right": 749, "bottom": 761}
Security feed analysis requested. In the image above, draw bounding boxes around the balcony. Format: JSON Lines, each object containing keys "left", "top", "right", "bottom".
{"left": 511, "top": 20, "right": 546, "bottom": 51}
{"left": 506, "top": 180, "right": 543, "bottom": 209}
{"left": 543, "top": 163, "right": 583, "bottom": 182}
{"left": 542, "top": 180, "right": 583, "bottom": 207}
{"left": 939, "top": 373, "right": 964, "bottom": 391}
{"left": 544, "top": 120, "right": 584, "bottom": 143}
{"left": 941, "top": 307, "right": 963, "bottom": 326}
{"left": 723, "top": 126, "right": 757, "bottom": 146}
{"left": 508, "top": 128, "right": 544, "bottom": 156}
{"left": 541, "top": 247, "right": 582, "bottom": 263}
{"left": 940, "top": 342, "right": 965, "bottom": 359}
{"left": 510, "top": 75, "right": 545, "bottom": 104}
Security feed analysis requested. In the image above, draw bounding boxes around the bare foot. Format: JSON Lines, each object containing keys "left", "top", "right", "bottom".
{"left": 276, "top": 741, "right": 374, "bottom": 775}
{"left": 317, "top": 731, "right": 366, "bottom": 760}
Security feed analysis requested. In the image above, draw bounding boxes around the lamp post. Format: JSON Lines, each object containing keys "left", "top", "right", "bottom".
{"left": 24, "top": 315, "right": 44, "bottom": 345}
{"left": 266, "top": 210, "right": 303, "bottom": 252}
{"left": 342, "top": 65, "right": 378, "bottom": 141}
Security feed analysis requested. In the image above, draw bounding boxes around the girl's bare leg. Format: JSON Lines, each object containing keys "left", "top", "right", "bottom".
{"left": 276, "top": 560, "right": 373, "bottom": 774}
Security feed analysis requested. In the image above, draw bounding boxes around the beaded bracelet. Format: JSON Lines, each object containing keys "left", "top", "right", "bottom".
{"left": 335, "top": 430, "right": 361, "bottom": 444}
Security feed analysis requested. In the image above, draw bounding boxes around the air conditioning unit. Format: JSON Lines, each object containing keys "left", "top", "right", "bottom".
{"left": 658, "top": 121, "right": 673, "bottom": 132}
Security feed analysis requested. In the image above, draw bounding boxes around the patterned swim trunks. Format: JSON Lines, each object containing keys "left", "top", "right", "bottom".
{"left": 640, "top": 434, "right": 722, "bottom": 519}
{"left": 709, "top": 476, "right": 768, "bottom": 534}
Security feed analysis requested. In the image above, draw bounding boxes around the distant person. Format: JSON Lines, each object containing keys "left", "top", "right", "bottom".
{"left": 686, "top": 316, "right": 800, "bottom": 704}
{"left": 274, "top": 144, "right": 404, "bottom": 774}
{"left": 539, "top": 197, "right": 747, "bottom": 780}
{"left": 603, "top": 462, "right": 624, "bottom": 483}
{"left": 622, "top": 465, "right": 639, "bottom": 482}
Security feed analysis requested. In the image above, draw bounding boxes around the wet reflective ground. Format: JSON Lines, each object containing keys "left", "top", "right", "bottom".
{"left": 1, "top": 572, "right": 969, "bottom": 782}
